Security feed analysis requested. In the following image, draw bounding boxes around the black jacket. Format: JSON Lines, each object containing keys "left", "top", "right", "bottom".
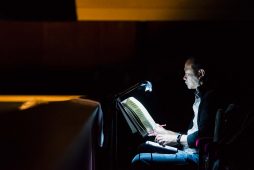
{"left": 187, "top": 86, "right": 223, "bottom": 148}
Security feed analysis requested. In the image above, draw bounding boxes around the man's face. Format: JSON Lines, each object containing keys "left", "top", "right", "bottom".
{"left": 183, "top": 64, "right": 200, "bottom": 89}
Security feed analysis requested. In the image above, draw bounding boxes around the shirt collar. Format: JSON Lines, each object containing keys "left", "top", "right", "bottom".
{"left": 195, "top": 86, "right": 205, "bottom": 98}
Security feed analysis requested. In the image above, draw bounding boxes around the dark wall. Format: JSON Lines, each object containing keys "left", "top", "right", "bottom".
{"left": 1, "top": 20, "right": 254, "bottom": 170}
{"left": 0, "top": 21, "right": 137, "bottom": 94}
{"left": 0, "top": 21, "right": 253, "bottom": 96}
{"left": 0, "top": 0, "right": 76, "bottom": 21}
{"left": 1, "top": 20, "right": 254, "bottom": 127}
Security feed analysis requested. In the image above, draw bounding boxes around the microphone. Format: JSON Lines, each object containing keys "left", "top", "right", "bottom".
{"left": 116, "top": 80, "right": 152, "bottom": 98}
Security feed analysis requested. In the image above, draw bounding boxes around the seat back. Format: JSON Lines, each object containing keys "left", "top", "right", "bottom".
{"left": 217, "top": 103, "right": 243, "bottom": 145}
{"left": 198, "top": 103, "right": 240, "bottom": 170}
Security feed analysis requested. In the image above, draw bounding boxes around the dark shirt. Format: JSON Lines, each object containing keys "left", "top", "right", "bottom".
{"left": 187, "top": 85, "right": 223, "bottom": 148}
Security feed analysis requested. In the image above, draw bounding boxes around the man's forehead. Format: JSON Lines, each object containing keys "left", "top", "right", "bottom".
{"left": 184, "top": 64, "right": 192, "bottom": 71}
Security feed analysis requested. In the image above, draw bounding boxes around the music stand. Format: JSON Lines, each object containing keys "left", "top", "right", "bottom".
{"left": 112, "top": 81, "right": 152, "bottom": 170}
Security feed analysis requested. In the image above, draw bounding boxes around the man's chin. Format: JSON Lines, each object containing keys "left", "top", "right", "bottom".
{"left": 186, "top": 85, "right": 194, "bottom": 89}
{"left": 185, "top": 84, "right": 191, "bottom": 89}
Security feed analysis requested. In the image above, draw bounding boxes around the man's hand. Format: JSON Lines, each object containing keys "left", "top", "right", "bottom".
{"left": 148, "top": 123, "right": 175, "bottom": 136}
{"left": 154, "top": 134, "right": 178, "bottom": 146}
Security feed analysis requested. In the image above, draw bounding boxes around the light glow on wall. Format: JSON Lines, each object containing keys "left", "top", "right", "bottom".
{"left": 75, "top": 0, "right": 241, "bottom": 21}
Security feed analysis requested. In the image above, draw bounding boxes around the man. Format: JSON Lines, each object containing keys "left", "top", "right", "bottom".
{"left": 131, "top": 57, "right": 223, "bottom": 169}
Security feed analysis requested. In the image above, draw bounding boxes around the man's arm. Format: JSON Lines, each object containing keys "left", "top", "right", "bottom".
{"left": 180, "top": 134, "right": 188, "bottom": 146}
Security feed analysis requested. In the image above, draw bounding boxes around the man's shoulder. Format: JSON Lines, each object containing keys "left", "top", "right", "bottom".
{"left": 199, "top": 85, "right": 216, "bottom": 98}
{"left": 200, "top": 86, "right": 227, "bottom": 105}
{"left": 203, "top": 86, "right": 236, "bottom": 110}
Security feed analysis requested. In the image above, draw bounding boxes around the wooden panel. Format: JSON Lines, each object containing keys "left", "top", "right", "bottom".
{"left": 76, "top": 0, "right": 253, "bottom": 21}
{"left": 0, "top": 21, "right": 136, "bottom": 70}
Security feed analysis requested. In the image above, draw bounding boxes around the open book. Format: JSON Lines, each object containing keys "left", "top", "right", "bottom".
{"left": 120, "top": 96, "right": 156, "bottom": 137}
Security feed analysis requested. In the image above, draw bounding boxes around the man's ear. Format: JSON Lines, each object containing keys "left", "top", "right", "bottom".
{"left": 198, "top": 69, "right": 205, "bottom": 79}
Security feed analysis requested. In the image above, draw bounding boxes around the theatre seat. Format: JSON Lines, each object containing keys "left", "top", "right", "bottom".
{"left": 0, "top": 96, "right": 104, "bottom": 170}
{"left": 197, "top": 103, "right": 254, "bottom": 170}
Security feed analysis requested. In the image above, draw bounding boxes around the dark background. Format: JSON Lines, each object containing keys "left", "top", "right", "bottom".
{"left": 1, "top": 21, "right": 253, "bottom": 95}
{"left": 1, "top": 18, "right": 254, "bottom": 170}
{"left": 1, "top": 20, "right": 254, "bottom": 170}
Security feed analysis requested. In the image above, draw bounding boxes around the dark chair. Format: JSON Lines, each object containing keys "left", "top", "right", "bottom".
{"left": 197, "top": 103, "right": 254, "bottom": 170}
{"left": 197, "top": 104, "right": 236, "bottom": 170}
